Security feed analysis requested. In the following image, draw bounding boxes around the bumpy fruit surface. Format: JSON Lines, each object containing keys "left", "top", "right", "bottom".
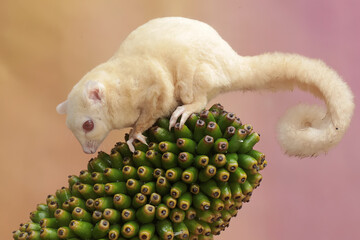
{"left": 13, "top": 103, "right": 267, "bottom": 240}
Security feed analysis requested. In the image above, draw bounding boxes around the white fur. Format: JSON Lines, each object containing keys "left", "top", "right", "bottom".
{"left": 57, "top": 17, "right": 354, "bottom": 156}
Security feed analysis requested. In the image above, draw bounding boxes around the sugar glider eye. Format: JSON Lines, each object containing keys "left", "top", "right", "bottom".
{"left": 83, "top": 120, "right": 94, "bottom": 132}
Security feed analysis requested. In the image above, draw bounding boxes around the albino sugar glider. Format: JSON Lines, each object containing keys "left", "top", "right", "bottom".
{"left": 56, "top": 17, "right": 354, "bottom": 156}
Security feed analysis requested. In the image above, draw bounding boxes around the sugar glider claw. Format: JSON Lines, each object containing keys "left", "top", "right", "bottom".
{"left": 169, "top": 106, "right": 186, "bottom": 130}
{"left": 126, "top": 132, "right": 148, "bottom": 152}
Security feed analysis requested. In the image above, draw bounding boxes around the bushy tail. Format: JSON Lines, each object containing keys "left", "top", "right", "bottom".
{"left": 233, "top": 52, "right": 354, "bottom": 157}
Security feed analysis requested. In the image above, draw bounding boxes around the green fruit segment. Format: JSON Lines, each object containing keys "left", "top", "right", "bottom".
{"left": 121, "top": 208, "right": 136, "bottom": 222}
{"left": 108, "top": 224, "right": 121, "bottom": 240}
{"left": 213, "top": 138, "right": 229, "bottom": 153}
{"left": 54, "top": 209, "right": 72, "bottom": 227}
{"left": 237, "top": 132, "right": 260, "bottom": 154}
{"left": 139, "top": 223, "right": 156, "bottom": 240}
{"left": 161, "top": 152, "right": 177, "bottom": 169}
{"left": 196, "top": 209, "right": 216, "bottom": 223}
{"left": 238, "top": 154, "right": 259, "bottom": 170}
{"left": 39, "top": 218, "right": 58, "bottom": 229}
{"left": 146, "top": 150, "right": 162, "bottom": 168}
{"left": 141, "top": 181, "right": 156, "bottom": 195}
{"left": 92, "top": 219, "right": 110, "bottom": 239}
{"left": 165, "top": 167, "right": 183, "bottom": 182}
{"left": 200, "top": 109, "right": 216, "bottom": 124}
{"left": 177, "top": 152, "right": 194, "bottom": 169}
{"left": 185, "top": 207, "right": 197, "bottom": 220}
{"left": 121, "top": 221, "right": 139, "bottom": 238}
{"left": 156, "top": 219, "right": 174, "bottom": 240}
{"left": 163, "top": 195, "right": 177, "bottom": 209}
{"left": 193, "top": 192, "right": 210, "bottom": 211}
{"left": 194, "top": 155, "right": 209, "bottom": 168}
{"left": 156, "top": 176, "right": 171, "bottom": 196}
{"left": 136, "top": 204, "right": 156, "bottom": 223}
{"left": 94, "top": 197, "right": 113, "bottom": 211}
{"left": 205, "top": 121, "right": 222, "bottom": 141}
{"left": 122, "top": 166, "right": 138, "bottom": 180}
{"left": 57, "top": 226, "right": 76, "bottom": 239}
{"left": 69, "top": 220, "right": 93, "bottom": 239}
{"left": 30, "top": 210, "right": 49, "bottom": 223}
{"left": 196, "top": 135, "right": 214, "bottom": 155}
{"left": 113, "top": 193, "right": 131, "bottom": 210}
{"left": 109, "top": 150, "right": 124, "bottom": 169}
{"left": 13, "top": 103, "right": 267, "bottom": 240}
{"left": 176, "top": 138, "right": 196, "bottom": 154}
{"left": 149, "top": 193, "right": 162, "bottom": 206}
{"left": 91, "top": 172, "right": 107, "bottom": 184}
{"left": 169, "top": 208, "right": 185, "bottom": 223}
{"left": 217, "top": 112, "right": 236, "bottom": 132}
{"left": 105, "top": 182, "right": 127, "bottom": 195}
{"left": 177, "top": 192, "right": 192, "bottom": 210}
{"left": 72, "top": 207, "right": 92, "bottom": 222}
{"left": 185, "top": 113, "right": 199, "bottom": 131}
{"left": 132, "top": 193, "right": 147, "bottom": 209}
{"left": 198, "top": 165, "right": 217, "bottom": 182}
{"left": 247, "top": 149, "right": 266, "bottom": 164}
{"left": 193, "top": 119, "right": 207, "bottom": 142}
{"left": 150, "top": 126, "right": 175, "bottom": 142}
{"left": 200, "top": 180, "right": 221, "bottom": 199}
{"left": 133, "top": 150, "right": 152, "bottom": 167}
{"left": 170, "top": 181, "right": 187, "bottom": 199}
{"left": 156, "top": 118, "right": 170, "bottom": 130}
{"left": 92, "top": 210, "right": 103, "bottom": 223}
{"left": 78, "top": 183, "right": 98, "bottom": 199}
{"left": 88, "top": 153, "right": 110, "bottom": 173}
{"left": 156, "top": 204, "right": 170, "bottom": 220}
{"left": 103, "top": 208, "right": 121, "bottom": 224}
{"left": 223, "top": 125, "right": 236, "bottom": 139}
{"left": 126, "top": 179, "right": 142, "bottom": 196}
{"left": 56, "top": 187, "right": 72, "bottom": 205}
{"left": 181, "top": 167, "right": 198, "bottom": 184}
{"left": 138, "top": 166, "right": 155, "bottom": 182}
{"left": 24, "top": 223, "right": 41, "bottom": 232}
{"left": 173, "top": 222, "right": 189, "bottom": 239}
{"left": 184, "top": 219, "right": 204, "bottom": 235}
{"left": 227, "top": 128, "right": 248, "bottom": 153}
{"left": 174, "top": 123, "right": 193, "bottom": 139}
{"left": 159, "top": 141, "right": 180, "bottom": 155}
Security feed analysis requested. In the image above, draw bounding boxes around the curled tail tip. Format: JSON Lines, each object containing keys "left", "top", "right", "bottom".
{"left": 276, "top": 104, "right": 347, "bottom": 158}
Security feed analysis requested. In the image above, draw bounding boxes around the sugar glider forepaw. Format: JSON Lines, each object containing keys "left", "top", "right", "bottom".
{"left": 126, "top": 131, "right": 148, "bottom": 152}
{"left": 169, "top": 106, "right": 192, "bottom": 130}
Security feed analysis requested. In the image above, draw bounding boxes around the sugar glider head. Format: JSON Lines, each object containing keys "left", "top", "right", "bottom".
{"left": 56, "top": 80, "right": 111, "bottom": 154}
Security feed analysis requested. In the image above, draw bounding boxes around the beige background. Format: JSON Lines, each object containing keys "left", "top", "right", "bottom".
{"left": 1, "top": 1, "right": 359, "bottom": 239}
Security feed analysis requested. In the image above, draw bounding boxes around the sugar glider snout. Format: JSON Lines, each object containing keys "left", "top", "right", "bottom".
{"left": 82, "top": 141, "right": 99, "bottom": 154}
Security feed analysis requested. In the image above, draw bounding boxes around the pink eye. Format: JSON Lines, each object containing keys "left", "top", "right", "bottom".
{"left": 83, "top": 120, "right": 94, "bottom": 132}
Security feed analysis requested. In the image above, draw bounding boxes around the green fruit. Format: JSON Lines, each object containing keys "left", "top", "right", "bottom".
{"left": 13, "top": 103, "right": 267, "bottom": 240}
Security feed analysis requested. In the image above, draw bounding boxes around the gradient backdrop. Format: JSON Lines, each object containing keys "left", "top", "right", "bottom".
{"left": 1, "top": 0, "right": 359, "bottom": 239}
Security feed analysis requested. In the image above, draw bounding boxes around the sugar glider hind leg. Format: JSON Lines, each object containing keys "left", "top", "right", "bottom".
{"left": 169, "top": 63, "right": 217, "bottom": 130}
{"left": 127, "top": 67, "right": 178, "bottom": 152}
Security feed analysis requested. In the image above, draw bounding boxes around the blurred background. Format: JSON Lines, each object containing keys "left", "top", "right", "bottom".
{"left": 1, "top": 0, "right": 359, "bottom": 239}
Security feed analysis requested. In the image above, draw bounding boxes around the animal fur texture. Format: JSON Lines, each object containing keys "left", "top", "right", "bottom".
{"left": 56, "top": 17, "right": 354, "bottom": 157}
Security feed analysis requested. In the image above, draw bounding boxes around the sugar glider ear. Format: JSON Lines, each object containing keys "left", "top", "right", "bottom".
{"left": 84, "top": 81, "right": 105, "bottom": 104}
{"left": 56, "top": 100, "right": 68, "bottom": 114}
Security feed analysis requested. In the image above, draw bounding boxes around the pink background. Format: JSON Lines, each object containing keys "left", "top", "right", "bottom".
{"left": 0, "top": 1, "right": 359, "bottom": 239}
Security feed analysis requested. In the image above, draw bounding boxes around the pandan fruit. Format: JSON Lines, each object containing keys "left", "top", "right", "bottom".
{"left": 13, "top": 103, "right": 267, "bottom": 240}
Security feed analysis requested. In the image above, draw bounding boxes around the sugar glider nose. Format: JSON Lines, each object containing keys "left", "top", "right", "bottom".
{"left": 83, "top": 147, "right": 96, "bottom": 154}
{"left": 83, "top": 142, "right": 98, "bottom": 154}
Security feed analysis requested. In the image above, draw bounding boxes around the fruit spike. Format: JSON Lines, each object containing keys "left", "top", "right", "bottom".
{"left": 13, "top": 103, "right": 267, "bottom": 240}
